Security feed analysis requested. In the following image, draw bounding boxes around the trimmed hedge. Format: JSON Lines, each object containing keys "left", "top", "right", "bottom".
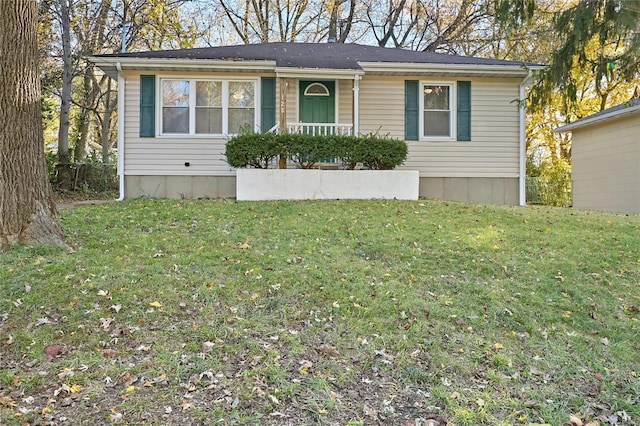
{"left": 225, "top": 133, "right": 408, "bottom": 170}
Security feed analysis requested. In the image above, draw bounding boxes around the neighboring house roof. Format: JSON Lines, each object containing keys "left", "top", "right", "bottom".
{"left": 555, "top": 98, "right": 640, "bottom": 133}
{"left": 90, "top": 42, "right": 543, "bottom": 79}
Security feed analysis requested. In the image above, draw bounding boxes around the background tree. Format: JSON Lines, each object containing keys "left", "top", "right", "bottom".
{"left": 0, "top": 0, "right": 64, "bottom": 249}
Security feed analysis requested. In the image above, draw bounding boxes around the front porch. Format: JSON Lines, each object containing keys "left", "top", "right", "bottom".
{"left": 270, "top": 74, "right": 361, "bottom": 137}
{"left": 276, "top": 123, "right": 354, "bottom": 136}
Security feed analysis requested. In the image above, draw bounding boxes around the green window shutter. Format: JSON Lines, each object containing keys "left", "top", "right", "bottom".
{"left": 404, "top": 80, "right": 419, "bottom": 140}
{"left": 139, "top": 75, "right": 156, "bottom": 137}
{"left": 261, "top": 77, "right": 276, "bottom": 133}
{"left": 457, "top": 81, "right": 471, "bottom": 141}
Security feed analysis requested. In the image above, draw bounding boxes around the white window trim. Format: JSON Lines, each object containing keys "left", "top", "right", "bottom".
{"left": 419, "top": 81, "right": 456, "bottom": 141}
{"left": 304, "top": 82, "right": 330, "bottom": 96}
{"left": 157, "top": 77, "right": 260, "bottom": 137}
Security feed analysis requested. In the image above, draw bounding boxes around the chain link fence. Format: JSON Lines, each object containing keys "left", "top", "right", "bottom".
{"left": 526, "top": 177, "right": 572, "bottom": 207}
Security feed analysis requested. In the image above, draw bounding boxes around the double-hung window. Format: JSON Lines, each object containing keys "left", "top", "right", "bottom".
{"left": 161, "top": 78, "right": 256, "bottom": 135}
{"left": 422, "top": 83, "right": 454, "bottom": 139}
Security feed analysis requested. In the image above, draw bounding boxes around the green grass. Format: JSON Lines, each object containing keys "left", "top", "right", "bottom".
{"left": 1, "top": 199, "right": 639, "bottom": 425}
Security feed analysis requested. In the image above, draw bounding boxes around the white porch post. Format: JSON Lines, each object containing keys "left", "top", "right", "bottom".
{"left": 353, "top": 75, "right": 360, "bottom": 135}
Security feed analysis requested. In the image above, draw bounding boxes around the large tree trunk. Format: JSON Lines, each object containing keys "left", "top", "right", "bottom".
{"left": 0, "top": 0, "right": 65, "bottom": 249}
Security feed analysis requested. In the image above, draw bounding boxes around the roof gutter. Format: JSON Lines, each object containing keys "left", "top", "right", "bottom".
{"left": 518, "top": 70, "right": 534, "bottom": 206}
{"left": 358, "top": 62, "right": 541, "bottom": 77}
{"left": 116, "top": 61, "right": 125, "bottom": 201}
{"left": 89, "top": 56, "right": 277, "bottom": 72}
{"left": 275, "top": 67, "right": 364, "bottom": 79}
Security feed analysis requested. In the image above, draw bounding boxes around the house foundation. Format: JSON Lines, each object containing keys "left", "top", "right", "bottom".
{"left": 123, "top": 175, "right": 518, "bottom": 205}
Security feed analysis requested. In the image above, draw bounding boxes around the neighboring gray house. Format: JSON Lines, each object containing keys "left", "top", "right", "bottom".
{"left": 556, "top": 99, "right": 640, "bottom": 213}
{"left": 90, "top": 42, "right": 540, "bottom": 204}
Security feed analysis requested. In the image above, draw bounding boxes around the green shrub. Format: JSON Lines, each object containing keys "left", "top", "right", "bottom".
{"left": 225, "top": 132, "right": 280, "bottom": 169}
{"left": 225, "top": 133, "right": 408, "bottom": 170}
{"left": 352, "top": 135, "right": 408, "bottom": 170}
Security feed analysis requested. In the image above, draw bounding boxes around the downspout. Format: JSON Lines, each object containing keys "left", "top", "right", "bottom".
{"left": 116, "top": 62, "right": 125, "bottom": 201}
{"left": 518, "top": 70, "right": 533, "bottom": 206}
{"left": 353, "top": 75, "right": 360, "bottom": 135}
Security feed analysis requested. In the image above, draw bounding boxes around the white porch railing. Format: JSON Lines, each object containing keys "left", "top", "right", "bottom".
{"left": 287, "top": 123, "right": 353, "bottom": 136}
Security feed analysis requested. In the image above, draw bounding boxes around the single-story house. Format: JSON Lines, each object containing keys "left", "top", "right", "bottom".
{"left": 555, "top": 98, "right": 640, "bottom": 213}
{"left": 90, "top": 42, "right": 541, "bottom": 204}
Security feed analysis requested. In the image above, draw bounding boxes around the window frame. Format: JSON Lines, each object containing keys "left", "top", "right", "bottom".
{"left": 419, "top": 81, "right": 456, "bottom": 141}
{"left": 158, "top": 77, "right": 259, "bottom": 137}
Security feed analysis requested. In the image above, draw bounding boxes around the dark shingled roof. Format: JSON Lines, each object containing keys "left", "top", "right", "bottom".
{"left": 97, "top": 42, "right": 536, "bottom": 70}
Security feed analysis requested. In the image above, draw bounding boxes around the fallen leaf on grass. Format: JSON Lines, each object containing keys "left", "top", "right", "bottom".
{"left": 374, "top": 349, "right": 395, "bottom": 363}
{"left": 316, "top": 344, "right": 340, "bottom": 358}
{"left": 110, "top": 410, "right": 123, "bottom": 423}
{"left": 201, "top": 341, "right": 215, "bottom": 352}
{"left": 45, "top": 345, "right": 64, "bottom": 362}
{"left": 233, "top": 237, "right": 251, "bottom": 250}
{"left": 0, "top": 396, "right": 17, "bottom": 407}
{"left": 148, "top": 301, "right": 163, "bottom": 308}
{"left": 100, "top": 317, "right": 114, "bottom": 330}
{"left": 103, "top": 348, "right": 118, "bottom": 358}
{"left": 299, "top": 360, "right": 313, "bottom": 374}
{"left": 600, "top": 337, "right": 610, "bottom": 346}
{"left": 566, "top": 414, "right": 583, "bottom": 426}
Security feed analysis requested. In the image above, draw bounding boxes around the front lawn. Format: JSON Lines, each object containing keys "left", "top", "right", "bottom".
{"left": 1, "top": 199, "right": 638, "bottom": 425}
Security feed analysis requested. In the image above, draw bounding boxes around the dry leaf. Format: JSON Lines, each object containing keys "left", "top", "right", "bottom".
{"left": 110, "top": 411, "right": 123, "bottom": 423}
{"left": 201, "top": 341, "right": 215, "bottom": 352}
{"left": 299, "top": 360, "right": 313, "bottom": 374}
{"left": 103, "top": 348, "right": 118, "bottom": 358}
{"left": 44, "top": 345, "right": 64, "bottom": 362}
{"left": 148, "top": 301, "right": 163, "bottom": 308}
{"left": 567, "top": 414, "right": 583, "bottom": 426}
{"left": 600, "top": 337, "right": 610, "bottom": 346}
{"left": 234, "top": 237, "right": 251, "bottom": 250}
{"left": 316, "top": 344, "right": 340, "bottom": 358}
{"left": 0, "top": 396, "right": 17, "bottom": 408}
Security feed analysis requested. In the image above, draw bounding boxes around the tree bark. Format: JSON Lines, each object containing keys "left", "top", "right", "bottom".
{"left": 57, "top": 0, "right": 72, "bottom": 164}
{"left": 0, "top": 0, "right": 65, "bottom": 249}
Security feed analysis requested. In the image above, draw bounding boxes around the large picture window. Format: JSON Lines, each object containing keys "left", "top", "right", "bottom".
{"left": 160, "top": 79, "right": 256, "bottom": 135}
{"left": 422, "top": 83, "right": 454, "bottom": 138}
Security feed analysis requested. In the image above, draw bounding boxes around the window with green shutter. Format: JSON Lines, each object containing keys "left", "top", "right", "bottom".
{"left": 404, "top": 80, "right": 419, "bottom": 140}
{"left": 410, "top": 80, "right": 472, "bottom": 141}
{"left": 457, "top": 81, "right": 471, "bottom": 141}
{"left": 140, "top": 75, "right": 156, "bottom": 137}
{"left": 261, "top": 77, "right": 276, "bottom": 132}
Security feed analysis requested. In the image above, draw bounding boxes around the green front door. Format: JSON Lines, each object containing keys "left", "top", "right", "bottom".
{"left": 299, "top": 81, "right": 335, "bottom": 123}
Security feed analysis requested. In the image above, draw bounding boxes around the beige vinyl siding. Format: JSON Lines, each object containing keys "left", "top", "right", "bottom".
{"left": 359, "top": 76, "right": 405, "bottom": 138}
{"left": 338, "top": 79, "right": 353, "bottom": 124}
{"left": 571, "top": 115, "right": 640, "bottom": 213}
{"left": 124, "top": 70, "right": 270, "bottom": 176}
{"left": 285, "top": 78, "right": 297, "bottom": 124}
{"left": 359, "top": 76, "right": 521, "bottom": 178}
